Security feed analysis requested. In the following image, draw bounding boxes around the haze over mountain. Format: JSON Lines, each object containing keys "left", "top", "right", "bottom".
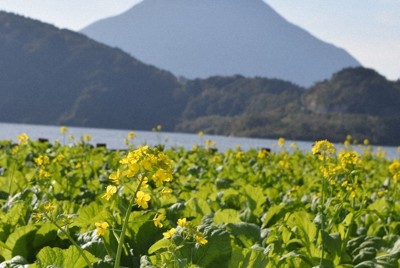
{"left": 81, "top": 0, "right": 360, "bottom": 87}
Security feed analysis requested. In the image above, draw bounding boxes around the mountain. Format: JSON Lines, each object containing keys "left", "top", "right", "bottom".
{"left": 0, "top": 11, "right": 399, "bottom": 145}
{"left": 81, "top": 0, "right": 360, "bottom": 87}
{"left": 0, "top": 11, "right": 182, "bottom": 130}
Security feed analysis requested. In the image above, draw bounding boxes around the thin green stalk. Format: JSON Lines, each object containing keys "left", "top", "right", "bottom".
{"left": 47, "top": 215, "right": 93, "bottom": 268}
{"left": 114, "top": 176, "right": 145, "bottom": 268}
{"left": 319, "top": 175, "right": 325, "bottom": 267}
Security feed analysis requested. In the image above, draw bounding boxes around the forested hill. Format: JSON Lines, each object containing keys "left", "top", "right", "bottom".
{"left": 176, "top": 69, "right": 400, "bottom": 145}
{"left": 0, "top": 11, "right": 182, "bottom": 131}
{"left": 0, "top": 11, "right": 399, "bottom": 145}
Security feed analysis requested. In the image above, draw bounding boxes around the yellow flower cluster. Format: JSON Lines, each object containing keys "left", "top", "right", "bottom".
{"left": 35, "top": 154, "right": 51, "bottom": 178}
{"left": 59, "top": 126, "right": 68, "bottom": 134}
{"left": 278, "top": 137, "right": 285, "bottom": 147}
{"left": 95, "top": 222, "right": 109, "bottom": 236}
{"left": 17, "top": 132, "right": 29, "bottom": 145}
{"left": 102, "top": 145, "right": 174, "bottom": 211}
{"left": 389, "top": 160, "right": 400, "bottom": 183}
{"left": 135, "top": 191, "right": 151, "bottom": 209}
{"left": 312, "top": 140, "right": 336, "bottom": 160}
{"left": 162, "top": 218, "right": 208, "bottom": 246}
{"left": 338, "top": 151, "right": 361, "bottom": 171}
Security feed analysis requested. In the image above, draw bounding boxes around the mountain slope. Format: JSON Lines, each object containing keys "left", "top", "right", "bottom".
{"left": 0, "top": 11, "right": 182, "bottom": 130}
{"left": 81, "top": 0, "right": 360, "bottom": 87}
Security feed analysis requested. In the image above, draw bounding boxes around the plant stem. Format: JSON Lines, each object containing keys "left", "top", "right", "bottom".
{"left": 114, "top": 176, "right": 145, "bottom": 268}
{"left": 47, "top": 215, "right": 93, "bottom": 268}
{"left": 320, "top": 174, "right": 326, "bottom": 267}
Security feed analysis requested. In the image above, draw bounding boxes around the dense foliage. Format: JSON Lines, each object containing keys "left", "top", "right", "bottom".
{"left": 0, "top": 130, "right": 400, "bottom": 267}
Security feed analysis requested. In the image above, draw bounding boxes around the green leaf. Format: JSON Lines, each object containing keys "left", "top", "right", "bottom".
{"left": 148, "top": 239, "right": 173, "bottom": 254}
{"left": 33, "top": 223, "right": 59, "bottom": 249}
{"left": 35, "top": 246, "right": 98, "bottom": 268}
{"left": 127, "top": 212, "right": 164, "bottom": 256}
{"left": 230, "top": 247, "right": 269, "bottom": 268}
{"left": 184, "top": 198, "right": 212, "bottom": 224}
{"left": 243, "top": 185, "right": 265, "bottom": 216}
{"left": 35, "top": 246, "right": 64, "bottom": 267}
{"left": 0, "top": 255, "right": 28, "bottom": 267}
{"left": 72, "top": 201, "right": 109, "bottom": 231}
{"left": 226, "top": 222, "right": 260, "bottom": 248}
{"left": 261, "top": 204, "right": 286, "bottom": 228}
{"left": 285, "top": 211, "right": 317, "bottom": 243}
{"left": 192, "top": 225, "right": 232, "bottom": 268}
{"left": 213, "top": 209, "right": 240, "bottom": 224}
{"left": 3, "top": 225, "right": 37, "bottom": 262}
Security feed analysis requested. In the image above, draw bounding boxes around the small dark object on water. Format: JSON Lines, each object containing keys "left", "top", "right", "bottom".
{"left": 261, "top": 147, "right": 271, "bottom": 153}
{"left": 96, "top": 143, "right": 107, "bottom": 148}
{"left": 38, "top": 138, "right": 49, "bottom": 143}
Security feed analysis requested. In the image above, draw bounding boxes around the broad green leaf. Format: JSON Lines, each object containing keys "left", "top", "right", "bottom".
{"left": 230, "top": 247, "right": 269, "bottom": 268}
{"left": 183, "top": 198, "right": 212, "bottom": 224}
{"left": 243, "top": 184, "right": 265, "bottom": 216}
{"left": 213, "top": 209, "right": 240, "bottom": 224}
{"left": 33, "top": 223, "right": 58, "bottom": 249}
{"left": 148, "top": 239, "right": 173, "bottom": 254}
{"left": 35, "top": 246, "right": 98, "bottom": 268}
{"left": 35, "top": 246, "right": 64, "bottom": 267}
{"left": 0, "top": 255, "right": 28, "bottom": 267}
{"left": 72, "top": 201, "right": 110, "bottom": 230}
{"left": 226, "top": 222, "right": 260, "bottom": 248}
{"left": 192, "top": 225, "right": 232, "bottom": 268}
{"left": 3, "top": 225, "right": 37, "bottom": 262}
{"left": 261, "top": 204, "right": 286, "bottom": 228}
{"left": 127, "top": 212, "right": 164, "bottom": 256}
{"left": 286, "top": 211, "right": 317, "bottom": 243}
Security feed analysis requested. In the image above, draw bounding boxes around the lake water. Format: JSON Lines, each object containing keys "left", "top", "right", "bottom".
{"left": 0, "top": 122, "right": 398, "bottom": 159}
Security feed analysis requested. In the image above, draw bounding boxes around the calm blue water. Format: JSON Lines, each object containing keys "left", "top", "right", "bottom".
{"left": 0, "top": 122, "right": 398, "bottom": 159}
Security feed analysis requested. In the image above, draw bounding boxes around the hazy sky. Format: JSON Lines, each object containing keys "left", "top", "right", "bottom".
{"left": 0, "top": 0, "right": 398, "bottom": 81}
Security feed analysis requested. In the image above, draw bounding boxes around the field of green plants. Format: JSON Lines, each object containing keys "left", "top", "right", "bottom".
{"left": 0, "top": 130, "right": 399, "bottom": 268}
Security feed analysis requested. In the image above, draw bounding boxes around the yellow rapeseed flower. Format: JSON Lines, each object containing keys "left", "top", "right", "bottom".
{"left": 83, "top": 134, "right": 92, "bottom": 142}
{"left": 278, "top": 137, "right": 285, "bottom": 147}
{"left": 163, "top": 228, "right": 176, "bottom": 239}
{"left": 152, "top": 169, "right": 172, "bottom": 187}
{"left": 198, "top": 131, "right": 204, "bottom": 137}
{"left": 103, "top": 185, "right": 117, "bottom": 200}
{"left": 153, "top": 213, "right": 166, "bottom": 228}
{"left": 109, "top": 169, "right": 121, "bottom": 185}
{"left": 43, "top": 202, "right": 56, "bottom": 213}
{"left": 17, "top": 133, "right": 29, "bottom": 145}
{"left": 195, "top": 232, "right": 208, "bottom": 246}
{"left": 127, "top": 131, "right": 136, "bottom": 140}
{"left": 177, "top": 218, "right": 187, "bottom": 227}
{"left": 60, "top": 126, "right": 68, "bottom": 134}
{"left": 95, "top": 222, "right": 109, "bottom": 236}
{"left": 312, "top": 140, "right": 336, "bottom": 160}
{"left": 39, "top": 168, "right": 50, "bottom": 178}
{"left": 338, "top": 151, "right": 360, "bottom": 170}
{"left": 136, "top": 191, "right": 151, "bottom": 209}
{"left": 389, "top": 160, "right": 400, "bottom": 183}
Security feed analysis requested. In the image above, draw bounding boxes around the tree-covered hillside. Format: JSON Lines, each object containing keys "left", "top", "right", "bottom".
{"left": 0, "top": 11, "right": 182, "bottom": 131}
{"left": 0, "top": 11, "right": 399, "bottom": 145}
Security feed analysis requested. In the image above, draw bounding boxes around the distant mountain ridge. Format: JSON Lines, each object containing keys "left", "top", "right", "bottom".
{"left": 81, "top": 0, "right": 360, "bottom": 87}
{"left": 0, "top": 11, "right": 399, "bottom": 145}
